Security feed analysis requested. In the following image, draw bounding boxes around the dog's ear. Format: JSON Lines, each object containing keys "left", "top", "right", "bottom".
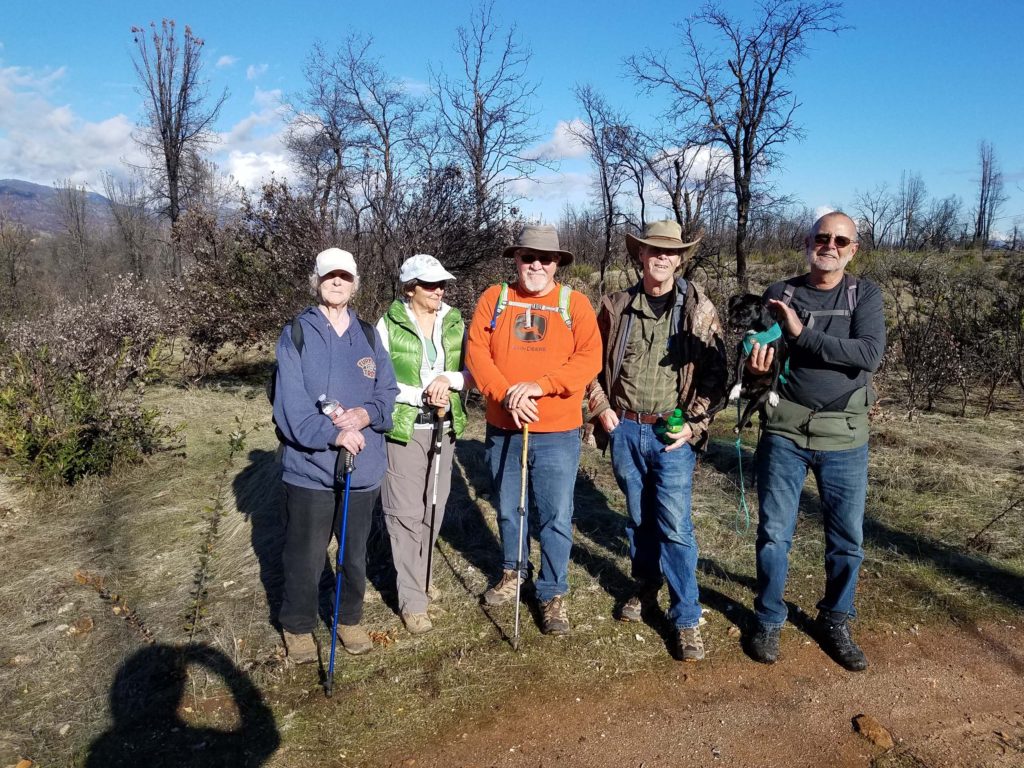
{"left": 728, "top": 294, "right": 744, "bottom": 312}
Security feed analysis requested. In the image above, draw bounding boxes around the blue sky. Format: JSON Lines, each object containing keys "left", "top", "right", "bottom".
{"left": 2, "top": 0, "right": 1022, "bottom": 232}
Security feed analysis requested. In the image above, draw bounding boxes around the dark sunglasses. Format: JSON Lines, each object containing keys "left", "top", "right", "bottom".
{"left": 417, "top": 280, "right": 447, "bottom": 290}
{"left": 517, "top": 252, "right": 558, "bottom": 265}
{"left": 813, "top": 232, "right": 854, "bottom": 248}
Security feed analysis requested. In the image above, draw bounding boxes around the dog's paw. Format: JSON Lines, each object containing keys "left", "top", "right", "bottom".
{"left": 728, "top": 384, "right": 742, "bottom": 402}
{"left": 768, "top": 391, "right": 780, "bottom": 407}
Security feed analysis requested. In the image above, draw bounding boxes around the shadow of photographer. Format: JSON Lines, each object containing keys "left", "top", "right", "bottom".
{"left": 86, "top": 643, "right": 279, "bottom": 767}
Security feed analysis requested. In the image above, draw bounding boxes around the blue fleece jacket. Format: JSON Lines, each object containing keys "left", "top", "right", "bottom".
{"left": 273, "top": 306, "right": 398, "bottom": 492}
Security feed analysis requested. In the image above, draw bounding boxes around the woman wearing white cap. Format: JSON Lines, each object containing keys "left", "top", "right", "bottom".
{"left": 376, "top": 254, "right": 472, "bottom": 634}
{"left": 273, "top": 248, "right": 398, "bottom": 662}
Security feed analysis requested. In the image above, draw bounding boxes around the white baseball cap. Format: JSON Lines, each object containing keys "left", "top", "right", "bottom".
{"left": 315, "top": 248, "right": 358, "bottom": 277}
{"left": 399, "top": 254, "right": 456, "bottom": 284}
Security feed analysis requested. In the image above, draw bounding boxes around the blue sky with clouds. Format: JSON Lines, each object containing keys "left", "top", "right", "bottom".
{"left": 2, "top": 0, "right": 1022, "bottom": 231}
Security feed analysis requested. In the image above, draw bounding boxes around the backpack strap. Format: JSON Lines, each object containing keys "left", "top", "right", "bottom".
{"left": 557, "top": 284, "right": 573, "bottom": 329}
{"left": 489, "top": 283, "right": 510, "bottom": 330}
{"left": 290, "top": 317, "right": 304, "bottom": 354}
{"left": 356, "top": 317, "right": 376, "bottom": 352}
{"left": 780, "top": 276, "right": 859, "bottom": 330}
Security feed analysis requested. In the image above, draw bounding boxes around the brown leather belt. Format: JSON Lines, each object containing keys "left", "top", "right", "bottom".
{"left": 615, "top": 408, "right": 675, "bottom": 425}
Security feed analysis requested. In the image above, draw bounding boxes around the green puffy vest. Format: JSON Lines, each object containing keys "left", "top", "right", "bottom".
{"left": 382, "top": 300, "right": 467, "bottom": 443}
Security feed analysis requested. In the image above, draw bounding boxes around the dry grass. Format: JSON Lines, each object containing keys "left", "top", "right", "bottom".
{"left": 1, "top": 379, "right": 1022, "bottom": 766}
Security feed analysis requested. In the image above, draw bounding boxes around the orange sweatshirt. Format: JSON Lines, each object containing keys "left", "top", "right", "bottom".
{"left": 466, "top": 282, "right": 602, "bottom": 432}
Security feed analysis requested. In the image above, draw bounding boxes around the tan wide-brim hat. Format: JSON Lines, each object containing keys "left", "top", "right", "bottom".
{"left": 625, "top": 220, "right": 702, "bottom": 261}
{"left": 501, "top": 223, "right": 574, "bottom": 265}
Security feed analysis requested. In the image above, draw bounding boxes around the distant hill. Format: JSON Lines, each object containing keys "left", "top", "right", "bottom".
{"left": 0, "top": 179, "right": 115, "bottom": 235}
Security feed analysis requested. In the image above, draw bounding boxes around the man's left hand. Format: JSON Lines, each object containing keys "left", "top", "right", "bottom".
{"left": 663, "top": 423, "right": 694, "bottom": 452}
{"left": 504, "top": 381, "right": 543, "bottom": 412}
{"left": 767, "top": 299, "right": 804, "bottom": 338}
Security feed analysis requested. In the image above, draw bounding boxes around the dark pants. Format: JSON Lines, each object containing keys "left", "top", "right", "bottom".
{"left": 279, "top": 482, "right": 378, "bottom": 633}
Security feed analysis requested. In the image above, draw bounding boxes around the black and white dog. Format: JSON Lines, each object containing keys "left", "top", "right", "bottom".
{"left": 723, "top": 293, "right": 789, "bottom": 433}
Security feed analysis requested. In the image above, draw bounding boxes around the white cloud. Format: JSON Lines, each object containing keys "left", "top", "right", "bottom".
{"left": 814, "top": 205, "right": 836, "bottom": 219}
{"left": 216, "top": 55, "right": 238, "bottom": 68}
{"left": 246, "top": 63, "right": 268, "bottom": 81}
{"left": 0, "top": 63, "right": 145, "bottom": 189}
{"left": 526, "top": 119, "right": 588, "bottom": 162}
{"left": 222, "top": 150, "right": 295, "bottom": 188}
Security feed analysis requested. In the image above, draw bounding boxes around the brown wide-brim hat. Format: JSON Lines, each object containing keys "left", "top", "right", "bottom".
{"left": 625, "top": 220, "right": 702, "bottom": 261}
{"left": 502, "top": 223, "right": 574, "bottom": 265}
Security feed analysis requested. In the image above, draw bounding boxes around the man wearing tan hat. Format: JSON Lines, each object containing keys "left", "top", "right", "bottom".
{"left": 588, "top": 220, "right": 727, "bottom": 661}
{"left": 466, "top": 224, "right": 602, "bottom": 636}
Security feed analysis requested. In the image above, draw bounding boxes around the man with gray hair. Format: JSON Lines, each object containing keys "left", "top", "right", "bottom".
{"left": 745, "top": 211, "right": 885, "bottom": 671}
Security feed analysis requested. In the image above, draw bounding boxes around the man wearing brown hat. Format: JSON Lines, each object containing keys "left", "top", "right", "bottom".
{"left": 466, "top": 224, "right": 602, "bottom": 635}
{"left": 588, "top": 220, "right": 727, "bottom": 661}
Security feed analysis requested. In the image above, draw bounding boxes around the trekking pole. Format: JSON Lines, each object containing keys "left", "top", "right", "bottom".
{"left": 512, "top": 423, "right": 529, "bottom": 651}
{"left": 424, "top": 405, "right": 447, "bottom": 600}
{"left": 325, "top": 447, "right": 354, "bottom": 699}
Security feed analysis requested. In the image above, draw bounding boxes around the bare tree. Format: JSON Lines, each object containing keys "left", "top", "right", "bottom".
{"left": 434, "top": 1, "right": 541, "bottom": 223}
{"left": 896, "top": 171, "right": 927, "bottom": 249}
{"left": 853, "top": 183, "right": 898, "bottom": 250}
{"left": 627, "top": 1, "right": 845, "bottom": 290}
{"left": 973, "top": 140, "right": 1007, "bottom": 247}
{"left": 0, "top": 206, "right": 31, "bottom": 314}
{"left": 569, "top": 85, "right": 631, "bottom": 294}
{"left": 55, "top": 179, "right": 94, "bottom": 296}
{"left": 130, "top": 19, "right": 227, "bottom": 274}
{"left": 919, "top": 194, "right": 962, "bottom": 252}
{"left": 103, "top": 171, "right": 153, "bottom": 278}
{"left": 644, "top": 140, "right": 729, "bottom": 239}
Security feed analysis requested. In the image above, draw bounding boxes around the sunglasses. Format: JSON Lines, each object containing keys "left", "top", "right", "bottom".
{"left": 517, "top": 252, "right": 558, "bottom": 265}
{"left": 417, "top": 280, "right": 447, "bottom": 290}
{"left": 813, "top": 233, "right": 854, "bottom": 248}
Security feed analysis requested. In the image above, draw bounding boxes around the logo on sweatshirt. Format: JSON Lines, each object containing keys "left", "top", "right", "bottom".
{"left": 357, "top": 357, "right": 376, "bottom": 378}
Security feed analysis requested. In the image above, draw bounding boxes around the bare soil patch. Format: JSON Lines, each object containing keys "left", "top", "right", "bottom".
{"left": 392, "top": 621, "right": 1024, "bottom": 768}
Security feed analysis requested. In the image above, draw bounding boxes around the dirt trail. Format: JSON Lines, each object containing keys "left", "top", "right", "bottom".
{"left": 387, "top": 621, "right": 1024, "bottom": 768}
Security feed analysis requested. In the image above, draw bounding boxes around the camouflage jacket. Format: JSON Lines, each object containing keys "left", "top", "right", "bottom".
{"left": 588, "top": 277, "right": 727, "bottom": 449}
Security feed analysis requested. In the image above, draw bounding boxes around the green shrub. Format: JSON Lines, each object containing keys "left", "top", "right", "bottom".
{"left": 0, "top": 278, "right": 174, "bottom": 485}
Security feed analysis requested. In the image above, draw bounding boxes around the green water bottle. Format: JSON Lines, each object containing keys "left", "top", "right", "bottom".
{"left": 662, "top": 408, "right": 686, "bottom": 444}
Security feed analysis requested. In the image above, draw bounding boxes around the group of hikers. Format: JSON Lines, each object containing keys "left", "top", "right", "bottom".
{"left": 271, "top": 211, "right": 885, "bottom": 673}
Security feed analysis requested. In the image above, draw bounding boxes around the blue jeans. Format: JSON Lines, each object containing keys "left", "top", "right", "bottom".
{"left": 755, "top": 433, "right": 868, "bottom": 628}
{"left": 485, "top": 426, "right": 580, "bottom": 603}
{"left": 608, "top": 418, "right": 701, "bottom": 629}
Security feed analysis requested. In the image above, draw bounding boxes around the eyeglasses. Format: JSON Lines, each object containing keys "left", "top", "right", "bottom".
{"left": 813, "top": 233, "right": 855, "bottom": 248}
{"left": 517, "top": 251, "right": 558, "bottom": 265}
{"left": 417, "top": 280, "right": 447, "bottom": 291}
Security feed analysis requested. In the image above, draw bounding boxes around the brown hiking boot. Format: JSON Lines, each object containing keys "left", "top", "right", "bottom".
{"left": 282, "top": 630, "right": 318, "bottom": 665}
{"left": 337, "top": 623, "right": 373, "bottom": 655}
{"left": 541, "top": 595, "right": 570, "bottom": 635}
{"left": 483, "top": 569, "right": 523, "bottom": 606}
{"left": 619, "top": 583, "right": 660, "bottom": 622}
{"left": 401, "top": 612, "right": 434, "bottom": 635}
{"left": 677, "top": 626, "right": 705, "bottom": 662}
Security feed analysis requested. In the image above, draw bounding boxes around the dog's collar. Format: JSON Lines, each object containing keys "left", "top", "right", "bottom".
{"left": 742, "top": 323, "right": 782, "bottom": 356}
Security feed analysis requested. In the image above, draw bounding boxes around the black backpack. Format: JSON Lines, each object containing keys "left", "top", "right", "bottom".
{"left": 268, "top": 315, "right": 377, "bottom": 445}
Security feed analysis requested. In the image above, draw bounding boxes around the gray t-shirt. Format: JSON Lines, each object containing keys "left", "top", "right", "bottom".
{"left": 763, "top": 274, "right": 886, "bottom": 411}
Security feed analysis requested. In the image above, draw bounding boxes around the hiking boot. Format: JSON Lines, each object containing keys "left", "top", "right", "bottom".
{"left": 541, "top": 595, "right": 570, "bottom": 635}
{"left": 748, "top": 623, "right": 781, "bottom": 664}
{"left": 677, "top": 626, "right": 705, "bottom": 662}
{"left": 816, "top": 613, "right": 868, "bottom": 672}
{"left": 483, "top": 569, "right": 523, "bottom": 607}
{"left": 619, "top": 582, "right": 660, "bottom": 622}
{"left": 282, "top": 630, "right": 318, "bottom": 665}
{"left": 401, "top": 612, "right": 434, "bottom": 635}
{"left": 337, "top": 623, "right": 373, "bottom": 655}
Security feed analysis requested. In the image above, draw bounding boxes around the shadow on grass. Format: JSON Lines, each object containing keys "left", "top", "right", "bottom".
{"left": 233, "top": 449, "right": 285, "bottom": 627}
{"left": 86, "top": 643, "right": 279, "bottom": 768}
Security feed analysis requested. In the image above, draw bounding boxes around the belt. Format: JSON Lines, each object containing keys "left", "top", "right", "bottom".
{"left": 414, "top": 410, "right": 449, "bottom": 424}
{"left": 615, "top": 408, "right": 675, "bottom": 425}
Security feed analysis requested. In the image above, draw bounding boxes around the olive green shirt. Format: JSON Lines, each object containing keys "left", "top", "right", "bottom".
{"left": 611, "top": 289, "right": 680, "bottom": 414}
